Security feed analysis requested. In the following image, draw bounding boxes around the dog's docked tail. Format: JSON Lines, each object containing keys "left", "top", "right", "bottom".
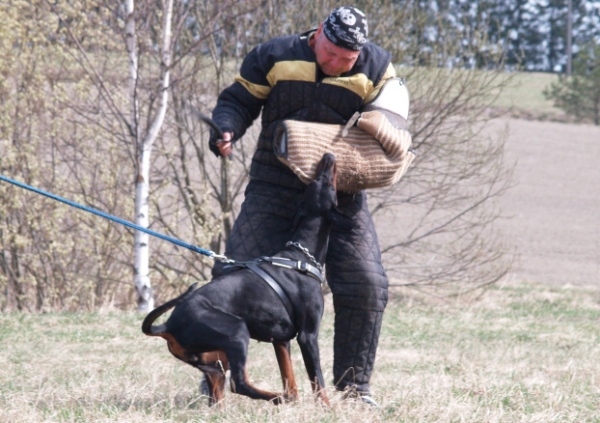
{"left": 141, "top": 283, "right": 198, "bottom": 336}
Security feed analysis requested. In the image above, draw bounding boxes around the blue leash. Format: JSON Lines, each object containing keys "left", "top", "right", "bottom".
{"left": 0, "top": 174, "right": 226, "bottom": 261}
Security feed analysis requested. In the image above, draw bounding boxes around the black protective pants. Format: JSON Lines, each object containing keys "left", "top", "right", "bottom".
{"left": 212, "top": 180, "right": 389, "bottom": 394}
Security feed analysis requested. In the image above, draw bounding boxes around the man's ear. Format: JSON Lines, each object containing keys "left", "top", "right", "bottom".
{"left": 328, "top": 207, "right": 353, "bottom": 231}
{"left": 316, "top": 22, "right": 324, "bottom": 35}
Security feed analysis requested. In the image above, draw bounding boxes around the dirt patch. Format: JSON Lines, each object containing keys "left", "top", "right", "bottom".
{"left": 493, "top": 118, "right": 600, "bottom": 286}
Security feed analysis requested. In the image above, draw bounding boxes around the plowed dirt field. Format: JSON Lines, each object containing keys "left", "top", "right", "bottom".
{"left": 495, "top": 118, "right": 600, "bottom": 285}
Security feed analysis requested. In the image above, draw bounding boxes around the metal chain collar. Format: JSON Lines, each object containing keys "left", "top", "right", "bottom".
{"left": 286, "top": 241, "right": 323, "bottom": 273}
{"left": 212, "top": 242, "right": 323, "bottom": 273}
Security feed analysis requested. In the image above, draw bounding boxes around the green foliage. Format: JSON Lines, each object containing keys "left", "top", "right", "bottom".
{"left": 0, "top": 1, "right": 135, "bottom": 311}
{"left": 491, "top": 71, "right": 560, "bottom": 117}
{"left": 544, "top": 42, "right": 600, "bottom": 125}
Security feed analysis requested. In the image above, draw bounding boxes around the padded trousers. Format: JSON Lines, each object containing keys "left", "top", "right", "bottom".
{"left": 212, "top": 179, "right": 389, "bottom": 394}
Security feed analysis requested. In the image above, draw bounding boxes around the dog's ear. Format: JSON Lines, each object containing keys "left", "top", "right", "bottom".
{"left": 331, "top": 162, "right": 338, "bottom": 191}
{"left": 327, "top": 206, "right": 353, "bottom": 231}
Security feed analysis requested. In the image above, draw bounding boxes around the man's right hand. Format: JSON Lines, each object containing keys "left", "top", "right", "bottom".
{"left": 216, "top": 132, "right": 234, "bottom": 157}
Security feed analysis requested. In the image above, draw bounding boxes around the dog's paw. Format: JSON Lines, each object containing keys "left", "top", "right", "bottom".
{"left": 283, "top": 393, "right": 298, "bottom": 402}
{"left": 269, "top": 395, "right": 285, "bottom": 405}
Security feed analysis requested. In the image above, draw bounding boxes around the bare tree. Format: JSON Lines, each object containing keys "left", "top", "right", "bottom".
{"left": 125, "top": 0, "right": 175, "bottom": 311}
{"left": 191, "top": 0, "right": 516, "bottom": 295}
{"left": 364, "top": 2, "right": 515, "bottom": 293}
{"left": 41, "top": 0, "right": 261, "bottom": 310}
{"left": 1, "top": 0, "right": 516, "bottom": 311}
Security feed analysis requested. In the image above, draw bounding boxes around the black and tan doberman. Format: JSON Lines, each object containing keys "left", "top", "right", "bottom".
{"left": 142, "top": 153, "right": 348, "bottom": 406}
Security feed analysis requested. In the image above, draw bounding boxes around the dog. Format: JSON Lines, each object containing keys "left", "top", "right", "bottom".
{"left": 142, "top": 153, "right": 349, "bottom": 406}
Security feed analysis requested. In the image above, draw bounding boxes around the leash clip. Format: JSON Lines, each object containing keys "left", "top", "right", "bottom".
{"left": 210, "top": 253, "right": 236, "bottom": 264}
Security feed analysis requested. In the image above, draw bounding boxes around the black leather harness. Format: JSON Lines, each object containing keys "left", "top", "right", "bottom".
{"left": 224, "top": 256, "right": 324, "bottom": 319}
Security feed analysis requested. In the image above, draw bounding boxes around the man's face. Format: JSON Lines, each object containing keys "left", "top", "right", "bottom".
{"left": 312, "top": 24, "right": 360, "bottom": 77}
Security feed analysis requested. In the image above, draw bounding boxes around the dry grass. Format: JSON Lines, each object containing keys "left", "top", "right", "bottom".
{"left": 1, "top": 280, "right": 599, "bottom": 422}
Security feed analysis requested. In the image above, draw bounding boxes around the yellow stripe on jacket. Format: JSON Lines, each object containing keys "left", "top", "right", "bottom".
{"left": 235, "top": 60, "right": 396, "bottom": 102}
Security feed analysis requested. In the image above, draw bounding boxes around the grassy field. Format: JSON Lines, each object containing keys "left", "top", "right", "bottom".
{"left": 491, "top": 71, "right": 563, "bottom": 120}
{"left": 1, "top": 70, "right": 596, "bottom": 422}
{"left": 1, "top": 280, "right": 599, "bottom": 422}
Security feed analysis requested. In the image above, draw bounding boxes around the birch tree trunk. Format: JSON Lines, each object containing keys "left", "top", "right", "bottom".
{"left": 127, "top": 0, "right": 174, "bottom": 312}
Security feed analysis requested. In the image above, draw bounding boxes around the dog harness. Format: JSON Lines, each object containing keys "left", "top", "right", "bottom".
{"left": 223, "top": 244, "right": 324, "bottom": 319}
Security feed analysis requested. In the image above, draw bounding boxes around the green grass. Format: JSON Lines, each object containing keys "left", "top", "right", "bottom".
{"left": 1, "top": 280, "right": 599, "bottom": 422}
{"left": 401, "top": 66, "right": 566, "bottom": 121}
{"left": 491, "top": 71, "right": 563, "bottom": 119}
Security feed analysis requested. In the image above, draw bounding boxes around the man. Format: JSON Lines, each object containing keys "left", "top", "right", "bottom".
{"left": 209, "top": 6, "right": 396, "bottom": 404}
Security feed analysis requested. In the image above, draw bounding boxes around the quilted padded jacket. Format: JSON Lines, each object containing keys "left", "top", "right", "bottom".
{"left": 212, "top": 30, "right": 396, "bottom": 189}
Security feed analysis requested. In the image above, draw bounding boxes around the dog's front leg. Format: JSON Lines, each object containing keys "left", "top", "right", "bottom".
{"left": 228, "top": 352, "right": 284, "bottom": 404}
{"left": 273, "top": 341, "right": 298, "bottom": 401}
{"left": 297, "top": 332, "right": 330, "bottom": 406}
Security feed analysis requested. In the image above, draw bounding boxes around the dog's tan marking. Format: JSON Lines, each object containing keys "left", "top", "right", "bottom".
{"left": 200, "top": 351, "right": 228, "bottom": 368}
{"left": 160, "top": 333, "right": 188, "bottom": 361}
{"left": 229, "top": 368, "right": 283, "bottom": 404}
{"left": 273, "top": 343, "right": 298, "bottom": 401}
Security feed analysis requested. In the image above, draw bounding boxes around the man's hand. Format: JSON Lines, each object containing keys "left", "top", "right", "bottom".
{"left": 216, "top": 132, "right": 234, "bottom": 157}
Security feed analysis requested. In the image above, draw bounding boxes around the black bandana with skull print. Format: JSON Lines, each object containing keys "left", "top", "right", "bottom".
{"left": 322, "top": 6, "right": 368, "bottom": 51}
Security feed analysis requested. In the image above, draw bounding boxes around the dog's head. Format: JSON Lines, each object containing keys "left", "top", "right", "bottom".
{"left": 300, "top": 153, "right": 352, "bottom": 228}
{"left": 303, "top": 153, "right": 337, "bottom": 213}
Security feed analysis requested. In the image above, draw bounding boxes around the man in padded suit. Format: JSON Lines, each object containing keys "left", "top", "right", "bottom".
{"left": 208, "top": 6, "right": 396, "bottom": 405}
